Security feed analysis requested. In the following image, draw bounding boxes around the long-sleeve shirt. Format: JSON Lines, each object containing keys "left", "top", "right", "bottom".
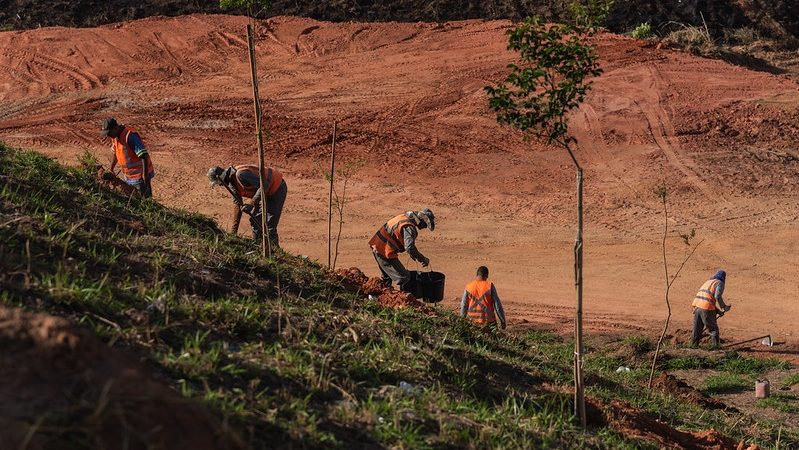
{"left": 715, "top": 281, "right": 729, "bottom": 310}
{"left": 460, "top": 284, "right": 506, "bottom": 324}
{"left": 402, "top": 225, "right": 426, "bottom": 262}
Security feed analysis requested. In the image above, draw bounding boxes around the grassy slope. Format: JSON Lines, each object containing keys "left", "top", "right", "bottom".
{"left": 0, "top": 144, "right": 794, "bottom": 449}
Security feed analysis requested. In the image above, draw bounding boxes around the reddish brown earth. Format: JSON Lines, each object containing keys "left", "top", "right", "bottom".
{"left": 591, "top": 398, "right": 759, "bottom": 450}
{"left": 652, "top": 373, "right": 734, "bottom": 411}
{"left": 0, "top": 306, "right": 242, "bottom": 449}
{"left": 0, "top": 15, "right": 797, "bottom": 347}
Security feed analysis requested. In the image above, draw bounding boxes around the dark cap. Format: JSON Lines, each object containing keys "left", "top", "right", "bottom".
{"left": 100, "top": 117, "right": 118, "bottom": 136}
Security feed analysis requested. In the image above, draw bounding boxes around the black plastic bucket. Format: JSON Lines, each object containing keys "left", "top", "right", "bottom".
{"left": 408, "top": 271, "right": 446, "bottom": 303}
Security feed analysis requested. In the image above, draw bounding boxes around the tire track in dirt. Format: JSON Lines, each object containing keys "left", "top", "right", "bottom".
{"left": 635, "top": 65, "right": 714, "bottom": 197}
{"left": 574, "top": 104, "right": 643, "bottom": 199}
{"left": 2, "top": 48, "right": 102, "bottom": 92}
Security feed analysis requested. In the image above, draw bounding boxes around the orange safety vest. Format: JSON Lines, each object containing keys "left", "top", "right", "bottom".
{"left": 369, "top": 213, "right": 416, "bottom": 259}
{"left": 232, "top": 165, "right": 284, "bottom": 198}
{"left": 692, "top": 278, "right": 721, "bottom": 311}
{"left": 464, "top": 279, "right": 496, "bottom": 325}
{"left": 113, "top": 128, "right": 154, "bottom": 181}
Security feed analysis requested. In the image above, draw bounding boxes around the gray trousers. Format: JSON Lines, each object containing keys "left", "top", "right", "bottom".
{"left": 691, "top": 307, "right": 720, "bottom": 347}
{"left": 250, "top": 180, "right": 287, "bottom": 246}
{"left": 373, "top": 252, "right": 411, "bottom": 292}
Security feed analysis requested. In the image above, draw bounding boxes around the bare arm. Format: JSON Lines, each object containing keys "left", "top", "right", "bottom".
{"left": 140, "top": 154, "right": 151, "bottom": 186}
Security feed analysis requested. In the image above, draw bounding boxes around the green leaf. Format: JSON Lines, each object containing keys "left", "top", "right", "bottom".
{"left": 485, "top": 15, "right": 602, "bottom": 149}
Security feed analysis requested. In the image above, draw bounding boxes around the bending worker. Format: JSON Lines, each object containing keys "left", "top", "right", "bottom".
{"left": 102, "top": 117, "right": 155, "bottom": 197}
{"left": 690, "top": 269, "right": 731, "bottom": 348}
{"left": 461, "top": 266, "right": 507, "bottom": 329}
{"left": 208, "top": 164, "right": 287, "bottom": 246}
{"left": 369, "top": 209, "right": 435, "bottom": 292}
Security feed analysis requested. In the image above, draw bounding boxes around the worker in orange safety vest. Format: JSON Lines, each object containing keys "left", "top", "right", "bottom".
{"left": 102, "top": 117, "right": 155, "bottom": 198}
{"left": 208, "top": 164, "right": 287, "bottom": 246}
{"left": 690, "top": 270, "right": 731, "bottom": 348}
{"left": 368, "top": 209, "right": 434, "bottom": 292}
{"left": 460, "top": 266, "right": 506, "bottom": 329}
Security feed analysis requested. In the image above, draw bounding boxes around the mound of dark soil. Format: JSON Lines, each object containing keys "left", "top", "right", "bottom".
{"left": 607, "top": 0, "right": 799, "bottom": 42}
{"left": 652, "top": 373, "right": 738, "bottom": 412}
{"left": 588, "top": 397, "right": 758, "bottom": 450}
{"left": 0, "top": 306, "right": 242, "bottom": 450}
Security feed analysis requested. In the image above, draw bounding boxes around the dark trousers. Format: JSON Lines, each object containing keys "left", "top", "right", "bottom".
{"left": 249, "top": 180, "right": 287, "bottom": 246}
{"left": 136, "top": 179, "right": 152, "bottom": 198}
{"left": 373, "top": 252, "right": 412, "bottom": 292}
{"left": 691, "top": 307, "right": 720, "bottom": 347}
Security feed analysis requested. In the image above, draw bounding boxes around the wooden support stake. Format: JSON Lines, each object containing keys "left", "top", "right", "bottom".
{"left": 246, "top": 23, "right": 270, "bottom": 258}
{"left": 574, "top": 166, "right": 586, "bottom": 428}
{"left": 328, "top": 121, "right": 337, "bottom": 268}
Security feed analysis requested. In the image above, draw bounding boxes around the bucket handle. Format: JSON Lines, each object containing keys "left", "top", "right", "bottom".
{"left": 412, "top": 258, "right": 433, "bottom": 274}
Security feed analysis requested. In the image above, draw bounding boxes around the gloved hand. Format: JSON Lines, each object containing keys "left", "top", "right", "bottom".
{"left": 420, "top": 256, "right": 430, "bottom": 267}
{"left": 240, "top": 204, "right": 254, "bottom": 214}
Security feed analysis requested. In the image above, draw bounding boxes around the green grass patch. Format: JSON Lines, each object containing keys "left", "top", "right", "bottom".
{"left": 719, "top": 353, "right": 790, "bottom": 374}
{"left": 756, "top": 393, "right": 799, "bottom": 414}
{"left": 630, "top": 22, "right": 652, "bottom": 40}
{"left": 662, "top": 355, "right": 716, "bottom": 370}
{"left": 702, "top": 373, "right": 752, "bottom": 395}
{"left": 783, "top": 373, "right": 799, "bottom": 389}
{"left": 622, "top": 335, "right": 653, "bottom": 354}
{"left": 661, "top": 352, "right": 789, "bottom": 375}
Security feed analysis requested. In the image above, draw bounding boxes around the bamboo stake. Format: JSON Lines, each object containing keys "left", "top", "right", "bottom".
{"left": 328, "top": 121, "right": 337, "bottom": 268}
{"left": 246, "top": 23, "right": 270, "bottom": 258}
{"left": 574, "top": 166, "right": 586, "bottom": 428}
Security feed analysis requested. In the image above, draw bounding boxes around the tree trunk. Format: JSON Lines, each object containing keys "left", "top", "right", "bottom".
{"left": 246, "top": 22, "right": 270, "bottom": 258}
{"left": 328, "top": 121, "right": 337, "bottom": 268}
{"left": 574, "top": 167, "right": 586, "bottom": 428}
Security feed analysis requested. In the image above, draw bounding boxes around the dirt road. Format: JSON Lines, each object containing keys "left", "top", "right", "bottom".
{"left": 1, "top": 15, "right": 796, "bottom": 344}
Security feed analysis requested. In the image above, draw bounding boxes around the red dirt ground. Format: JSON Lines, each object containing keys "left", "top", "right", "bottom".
{"left": 0, "top": 306, "right": 242, "bottom": 449}
{"left": 0, "top": 15, "right": 797, "bottom": 347}
{"left": 592, "top": 398, "right": 759, "bottom": 450}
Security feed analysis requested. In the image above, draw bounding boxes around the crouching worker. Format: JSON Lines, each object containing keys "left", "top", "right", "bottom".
{"left": 208, "top": 164, "right": 287, "bottom": 247}
{"left": 461, "top": 266, "right": 506, "bottom": 330}
{"left": 102, "top": 117, "right": 155, "bottom": 198}
{"left": 690, "top": 269, "right": 731, "bottom": 348}
{"left": 368, "top": 209, "right": 435, "bottom": 293}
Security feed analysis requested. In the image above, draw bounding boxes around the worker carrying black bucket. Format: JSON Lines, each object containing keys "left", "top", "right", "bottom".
{"left": 461, "top": 266, "right": 507, "bottom": 330}
{"left": 690, "top": 269, "right": 731, "bottom": 348}
{"left": 368, "top": 209, "right": 434, "bottom": 293}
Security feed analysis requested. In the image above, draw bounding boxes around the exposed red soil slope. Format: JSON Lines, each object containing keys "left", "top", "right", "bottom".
{"left": 0, "top": 15, "right": 796, "bottom": 345}
{"left": 0, "top": 306, "right": 242, "bottom": 450}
